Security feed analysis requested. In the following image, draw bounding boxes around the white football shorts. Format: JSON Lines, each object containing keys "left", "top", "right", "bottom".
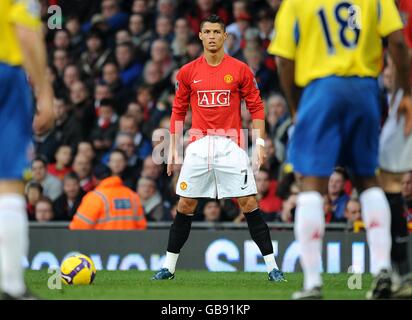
{"left": 176, "top": 135, "right": 257, "bottom": 199}
{"left": 379, "top": 89, "right": 412, "bottom": 173}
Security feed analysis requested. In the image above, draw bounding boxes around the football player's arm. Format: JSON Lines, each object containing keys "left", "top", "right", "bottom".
{"left": 11, "top": 1, "right": 54, "bottom": 135}
{"left": 240, "top": 65, "right": 266, "bottom": 169}
{"left": 380, "top": 0, "right": 412, "bottom": 135}
{"left": 267, "top": 0, "right": 300, "bottom": 119}
{"left": 168, "top": 68, "right": 190, "bottom": 176}
{"left": 276, "top": 57, "right": 301, "bottom": 119}
{"left": 69, "top": 193, "right": 102, "bottom": 230}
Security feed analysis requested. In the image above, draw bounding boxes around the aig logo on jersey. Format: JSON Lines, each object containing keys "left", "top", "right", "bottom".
{"left": 197, "top": 90, "right": 230, "bottom": 108}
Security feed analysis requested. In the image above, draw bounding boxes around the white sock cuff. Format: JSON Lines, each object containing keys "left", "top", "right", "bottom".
{"left": 297, "top": 191, "right": 324, "bottom": 208}
{"left": 0, "top": 194, "right": 26, "bottom": 211}
{"left": 359, "top": 187, "right": 385, "bottom": 204}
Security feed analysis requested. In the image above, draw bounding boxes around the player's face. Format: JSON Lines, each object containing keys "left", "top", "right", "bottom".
{"left": 199, "top": 22, "right": 227, "bottom": 53}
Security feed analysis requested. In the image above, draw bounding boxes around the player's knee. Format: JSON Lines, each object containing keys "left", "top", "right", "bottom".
{"left": 237, "top": 196, "right": 258, "bottom": 213}
{"left": 177, "top": 198, "right": 198, "bottom": 214}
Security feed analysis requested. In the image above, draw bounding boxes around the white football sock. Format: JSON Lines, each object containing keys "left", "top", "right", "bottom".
{"left": 263, "top": 254, "right": 279, "bottom": 273}
{"left": 359, "top": 187, "right": 391, "bottom": 275}
{"left": 163, "top": 251, "right": 179, "bottom": 274}
{"left": 0, "top": 194, "right": 28, "bottom": 297}
{"left": 294, "top": 191, "right": 324, "bottom": 290}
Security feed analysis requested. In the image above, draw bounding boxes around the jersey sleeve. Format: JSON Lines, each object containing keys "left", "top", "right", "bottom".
{"left": 267, "top": 0, "right": 298, "bottom": 60}
{"left": 240, "top": 65, "right": 265, "bottom": 120}
{"left": 69, "top": 192, "right": 102, "bottom": 230}
{"left": 9, "top": 0, "right": 41, "bottom": 30}
{"left": 377, "top": 0, "right": 403, "bottom": 37}
{"left": 170, "top": 67, "right": 191, "bottom": 134}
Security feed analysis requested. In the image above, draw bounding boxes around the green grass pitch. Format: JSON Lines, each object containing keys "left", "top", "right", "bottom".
{"left": 25, "top": 270, "right": 373, "bottom": 300}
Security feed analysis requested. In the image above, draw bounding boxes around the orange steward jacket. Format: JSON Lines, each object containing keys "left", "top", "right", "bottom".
{"left": 69, "top": 176, "right": 147, "bottom": 230}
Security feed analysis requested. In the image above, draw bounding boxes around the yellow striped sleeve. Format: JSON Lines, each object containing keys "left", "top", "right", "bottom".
{"left": 9, "top": 0, "right": 41, "bottom": 30}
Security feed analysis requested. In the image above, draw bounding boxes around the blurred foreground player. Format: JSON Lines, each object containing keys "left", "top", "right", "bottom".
{"left": 269, "top": 0, "right": 410, "bottom": 299}
{"left": 379, "top": 0, "right": 412, "bottom": 297}
{"left": 152, "top": 15, "right": 284, "bottom": 282}
{"left": 0, "top": 0, "right": 54, "bottom": 299}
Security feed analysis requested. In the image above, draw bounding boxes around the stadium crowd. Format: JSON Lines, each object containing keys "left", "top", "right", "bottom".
{"left": 25, "top": 0, "right": 412, "bottom": 231}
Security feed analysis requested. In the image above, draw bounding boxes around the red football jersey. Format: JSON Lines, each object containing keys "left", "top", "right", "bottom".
{"left": 170, "top": 54, "right": 264, "bottom": 145}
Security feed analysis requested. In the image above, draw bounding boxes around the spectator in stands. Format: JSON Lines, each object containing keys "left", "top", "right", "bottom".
{"left": 149, "top": 38, "right": 176, "bottom": 79}
{"left": 50, "top": 97, "right": 83, "bottom": 151}
{"left": 255, "top": 169, "right": 282, "bottom": 221}
{"left": 265, "top": 94, "right": 292, "bottom": 164}
{"left": 129, "top": 13, "right": 153, "bottom": 55}
{"left": 47, "top": 144, "right": 73, "bottom": 181}
{"left": 70, "top": 164, "right": 147, "bottom": 230}
{"left": 62, "top": 64, "right": 81, "bottom": 97}
{"left": 224, "top": 32, "right": 242, "bottom": 60}
{"left": 201, "top": 199, "right": 223, "bottom": 223}
{"left": 135, "top": 84, "right": 156, "bottom": 121}
{"left": 93, "top": 82, "right": 114, "bottom": 113}
{"left": 344, "top": 199, "right": 362, "bottom": 224}
{"left": 142, "top": 60, "right": 165, "bottom": 88}
{"left": 52, "top": 49, "right": 70, "bottom": 80}
{"left": 154, "top": 15, "right": 174, "bottom": 43}
{"left": 53, "top": 173, "right": 86, "bottom": 221}
{"left": 72, "top": 153, "right": 96, "bottom": 192}
{"left": 328, "top": 167, "right": 350, "bottom": 222}
{"left": 115, "top": 42, "right": 143, "bottom": 88}
{"left": 118, "top": 113, "right": 152, "bottom": 161}
{"left": 111, "top": 132, "right": 141, "bottom": 169}
{"left": 156, "top": 0, "right": 177, "bottom": 21}
{"left": 243, "top": 44, "right": 277, "bottom": 97}
{"left": 76, "top": 141, "right": 96, "bottom": 164}
{"left": 83, "top": 0, "right": 129, "bottom": 35}
{"left": 186, "top": 0, "right": 230, "bottom": 34}
{"left": 101, "top": 62, "right": 131, "bottom": 111}
{"left": 35, "top": 197, "right": 55, "bottom": 222}
{"left": 53, "top": 29, "right": 71, "bottom": 52}
{"left": 25, "top": 182, "right": 43, "bottom": 221}
{"left": 137, "top": 176, "right": 169, "bottom": 221}
{"left": 108, "top": 148, "right": 137, "bottom": 189}
{"left": 115, "top": 29, "right": 132, "bottom": 45}
{"left": 30, "top": 157, "right": 63, "bottom": 201}
{"left": 70, "top": 80, "right": 96, "bottom": 138}
{"left": 90, "top": 99, "right": 119, "bottom": 159}
{"left": 65, "top": 16, "right": 84, "bottom": 58}
{"left": 256, "top": 9, "right": 275, "bottom": 50}
{"left": 226, "top": 2, "right": 251, "bottom": 49}
{"left": 171, "top": 18, "right": 192, "bottom": 60}
{"left": 80, "top": 30, "right": 112, "bottom": 80}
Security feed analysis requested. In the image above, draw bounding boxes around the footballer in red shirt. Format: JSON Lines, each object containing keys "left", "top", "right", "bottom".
{"left": 152, "top": 15, "right": 285, "bottom": 282}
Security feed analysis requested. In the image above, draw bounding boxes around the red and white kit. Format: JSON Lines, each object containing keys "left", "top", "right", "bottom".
{"left": 170, "top": 54, "right": 264, "bottom": 199}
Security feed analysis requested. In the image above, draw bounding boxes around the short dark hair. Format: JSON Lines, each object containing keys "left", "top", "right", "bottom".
{"left": 63, "top": 172, "right": 80, "bottom": 183}
{"left": 200, "top": 14, "right": 226, "bottom": 32}
{"left": 333, "top": 167, "right": 348, "bottom": 181}
{"left": 93, "top": 164, "right": 112, "bottom": 180}
{"left": 110, "top": 148, "right": 128, "bottom": 161}
{"left": 100, "top": 98, "right": 115, "bottom": 109}
{"left": 32, "top": 155, "right": 48, "bottom": 167}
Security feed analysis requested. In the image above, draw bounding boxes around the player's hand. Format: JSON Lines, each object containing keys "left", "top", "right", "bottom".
{"left": 167, "top": 146, "right": 180, "bottom": 176}
{"left": 254, "top": 144, "right": 266, "bottom": 173}
{"left": 33, "top": 86, "right": 55, "bottom": 135}
{"left": 397, "top": 94, "right": 412, "bottom": 137}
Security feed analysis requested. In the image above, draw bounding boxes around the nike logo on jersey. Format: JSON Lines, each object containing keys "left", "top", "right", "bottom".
{"left": 193, "top": 79, "right": 202, "bottom": 83}
{"left": 241, "top": 185, "right": 248, "bottom": 190}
